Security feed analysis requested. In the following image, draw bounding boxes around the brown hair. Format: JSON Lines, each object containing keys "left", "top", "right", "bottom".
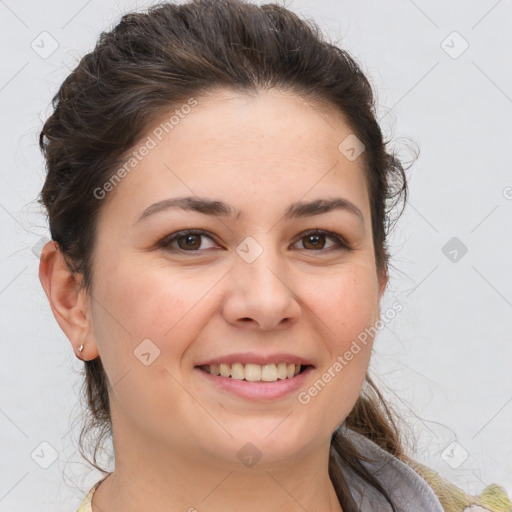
{"left": 39, "top": 1, "right": 411, "bottom": 509}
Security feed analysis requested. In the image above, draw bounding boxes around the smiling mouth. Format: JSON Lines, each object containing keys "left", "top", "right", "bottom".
{"left": 197, "top": 363, "right": 310, "bottom": 382}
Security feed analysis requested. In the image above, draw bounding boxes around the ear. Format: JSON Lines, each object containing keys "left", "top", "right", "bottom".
{"left": 38, "top": 241, "right": 99, "bottom": 361}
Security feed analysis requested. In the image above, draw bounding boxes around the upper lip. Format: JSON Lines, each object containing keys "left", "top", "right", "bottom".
{"left": 195, "top": 352, "right": 315, "bottom": 367}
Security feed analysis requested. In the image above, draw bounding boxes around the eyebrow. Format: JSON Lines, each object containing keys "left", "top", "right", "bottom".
{"left": 134, "top": 196, "right": 365, "bottom": 225}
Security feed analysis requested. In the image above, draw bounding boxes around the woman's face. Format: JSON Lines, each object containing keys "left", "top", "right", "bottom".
{"left": 83, "top": 88, "right": 387, "bottom": 467}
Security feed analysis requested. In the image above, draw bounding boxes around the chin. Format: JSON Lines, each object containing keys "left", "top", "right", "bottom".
{"left": 200, "top": 422, "right": 322, "bottom": 468}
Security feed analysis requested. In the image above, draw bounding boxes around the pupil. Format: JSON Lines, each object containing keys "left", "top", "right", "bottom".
{"left": 305, "top": 234, "right": 324, "bottom": 249}
{"left": 179, "top": 234, "right": 200, "bottom": 250}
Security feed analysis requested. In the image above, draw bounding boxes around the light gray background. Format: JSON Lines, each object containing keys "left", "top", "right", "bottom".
{"left": 1, "top": 0, "right": 511, "bottom": 510}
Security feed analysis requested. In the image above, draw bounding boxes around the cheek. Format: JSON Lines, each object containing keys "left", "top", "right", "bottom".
{"left": 89, "top": 260, "right": 212, "bottom": 431}
{"left": 101, "top": 249, "right": 181, "bottom": 318}
{"left": 300, "top": 262, "right": 380, "bottom": 349}
{"left": 91, "top": 258, "right": 218, "bottom": 368}
{"left": 294, "top": 263, "right": 378, "bottom": 425}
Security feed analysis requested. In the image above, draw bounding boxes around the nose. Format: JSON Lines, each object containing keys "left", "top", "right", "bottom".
{"left": 221, "top": 237, "right": 301, "bottom": 331}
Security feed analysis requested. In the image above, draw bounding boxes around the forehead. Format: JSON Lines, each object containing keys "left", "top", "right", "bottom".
{"left": 96, "top": 88, "right": 370, "bottom": 228}
{"left": 165, "top": 87, "right": 356, "bottom": 161}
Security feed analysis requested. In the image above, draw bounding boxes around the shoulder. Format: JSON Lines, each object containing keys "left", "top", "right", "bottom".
{"left": 339, "top": 427, "right": 511, "bottom": 512}
{"left": 404, "top": 457, "right": 512, "bottom": 512}
{"left": 76, "top": 480, "right": 102, "bottom": 512}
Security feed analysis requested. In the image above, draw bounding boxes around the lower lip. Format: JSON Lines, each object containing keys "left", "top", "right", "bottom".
{"left": 195, "top": 366, "right": 314, "bottom": 401}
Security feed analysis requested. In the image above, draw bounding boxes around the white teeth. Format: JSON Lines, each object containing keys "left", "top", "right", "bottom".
{"left": 220, "top": 363, "right": 230, "bottom": 377}
{"left": 203, "top": 363, "right": 304, "bottom": 382}
{"left": 244, "top": 364, "right": 261, "bottom": 381}
{"left": 231, "top": 363, "right": 245, "bottom": 380}
{"left": 261, "top": 364, "right": 276, "bottom": 382}
{"left": 277, "top": 363, "right": 288, "bottom": 380}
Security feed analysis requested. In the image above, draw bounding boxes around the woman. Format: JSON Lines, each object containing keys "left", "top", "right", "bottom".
{"left": 37, "top": 1, "right": 511, "bottom": 511}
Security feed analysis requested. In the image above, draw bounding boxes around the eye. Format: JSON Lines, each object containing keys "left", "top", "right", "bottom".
{"left": 292, "top": 230, "right": 350, "bottom": 252}
{"left": 158, "top": 229, "right": 351, "bottom": 254}
{"left": 159, "top": 230, "right": 218, "bottom": 252}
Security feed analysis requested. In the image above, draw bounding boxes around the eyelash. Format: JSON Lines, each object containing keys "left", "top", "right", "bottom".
{"left": 158, "top": 229, "right": 351, "bottom": 254}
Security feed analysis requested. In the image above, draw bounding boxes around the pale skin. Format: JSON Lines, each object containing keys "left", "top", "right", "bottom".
{"left": 39, "top": 88, "right": 388, "bottom": 512}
